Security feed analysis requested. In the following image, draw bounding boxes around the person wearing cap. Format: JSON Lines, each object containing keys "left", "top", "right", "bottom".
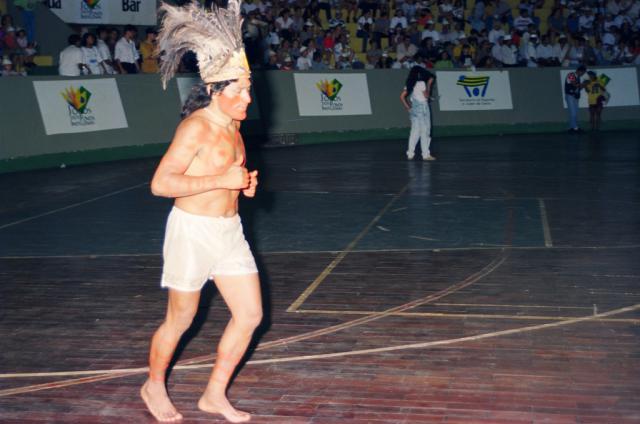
{"left": 143, "top": 2, "right": 261, "bottom": 422}
{"left": 421, "top": 19, "right": 440, "bottom": 43}
{"left": 296, "top": 45, "right": 312, "bottom": 70}
{"left": 552, "top": 33, "right": 571, "bottom": 66}
{"left": 521, "top": 33, "right": 539, "bottom": 67}
{"left": 488, "top": 20, "right": 505, "bottom": 45}
{"left": 564, "top": 64, "right": 587, "bottom": 133}
{"left": 500, "top": 34, "right": 519, "bottom": 66}
{"left": 357, "top": 10, "right": 374, "bottom": 53}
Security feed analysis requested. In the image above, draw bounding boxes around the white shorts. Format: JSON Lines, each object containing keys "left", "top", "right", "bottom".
{"left": 161, "top": 206, "right": 258, "bottom": 292}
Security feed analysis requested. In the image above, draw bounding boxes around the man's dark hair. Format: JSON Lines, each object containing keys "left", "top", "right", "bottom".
{"left": 68, "top": 34, "right": 81, "bottom": 45}
{"left": 124, "top": 25, "right": 136, "bottom": 34}
{"left": 181, "top": 80, "right": 237, "bottom": 119}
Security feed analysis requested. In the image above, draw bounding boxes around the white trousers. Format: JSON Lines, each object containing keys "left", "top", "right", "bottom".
{"left": 407, "top": 101, "right": 432, "bottom": 158}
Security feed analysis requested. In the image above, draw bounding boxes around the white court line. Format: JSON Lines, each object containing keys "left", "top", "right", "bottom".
{"left": 1, "top": 244, "right": 640, "bottom": 260}
{"left": 0, "top": 182, "right": 149, "bottom": 231}
{"left": 538, "top": 198, "right": 553, "bottom": 248}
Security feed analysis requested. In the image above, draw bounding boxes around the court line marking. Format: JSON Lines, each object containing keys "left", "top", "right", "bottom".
{"left": 0, "top": 252, "right": 508, "bottom": 385}
{"left": 538, "top": 198, "right": 553, "bottom": 248}
{"left": 0, "top": 182, "right": 149, "bottom": 231}
{"left": 1, "top": 302, "right": 637, "bottom": 394}
{"left": 286, "top": 183, "right": 409, "bottom": 312}
{"left": 3, "top": 244, "right": 639, "bottom": 260}
{"left": 293, "top": 308, "right": 640, "bottom": 323}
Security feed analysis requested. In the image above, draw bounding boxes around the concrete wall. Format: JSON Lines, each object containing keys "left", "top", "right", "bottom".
{"left": 1, "top": 67, "right": 639, "bottom": 172}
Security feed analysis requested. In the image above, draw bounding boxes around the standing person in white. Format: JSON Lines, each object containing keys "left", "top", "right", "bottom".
{"left": 400, "top": 65, "right": 436, "bottom": 160}
{"left": 115, "top": 25, "right": 140, "bottom": 74}
{"left": 80, "top": 33, "right": 105, "bottom": 75}
{"left": 58, "top": 34, "right": 83, "bottom": 76}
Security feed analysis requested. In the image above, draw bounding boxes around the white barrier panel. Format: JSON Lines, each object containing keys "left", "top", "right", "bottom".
{"left": 559, "top": 68, "right": 640, "bottom": 108}
{"left": 46, "top": 0, "right": 157, "bottom": 25}
{"left": 33, "top": 79, "right": 128, "bottom": 135}
{"left": 294, "top": 73, "right": 372, "bottom": 116}
{"left": 436, "top": 70, "right": 513, "bottom": 111}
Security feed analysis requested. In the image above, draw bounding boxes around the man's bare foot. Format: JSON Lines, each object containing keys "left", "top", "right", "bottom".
{"left": 198, "top": 393, "right": 251, "bottom": 423}
{"left": 140, "top": 379, "right": 183, "bottom": 422}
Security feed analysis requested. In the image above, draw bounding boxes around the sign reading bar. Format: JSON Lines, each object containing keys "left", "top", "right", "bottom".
{"left": 33, "top": 78, "right": 128, "bottom": 135}
{"left": 47, "top": 0, "right": 157, "bottom": 25}
{"left": 294, "top": 73, "right": 372, "bottom": 116}
{"left": 436, "top": 70, "right": 513, "bottom": 111}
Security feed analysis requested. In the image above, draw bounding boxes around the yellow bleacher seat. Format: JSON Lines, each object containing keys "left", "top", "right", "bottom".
{"left": 33, "top": 56, "right": 53, "bottom": 66}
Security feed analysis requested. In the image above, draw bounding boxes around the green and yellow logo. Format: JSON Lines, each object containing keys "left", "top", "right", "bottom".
{"left": 598, "top": 73, "right": 611, "bottom": 87}
{"left": 316, "top": 79, "right": 343, "bottom": 101}
{"left": 456, "top": 75, "right": 490, "bottom": 97}
{"left": 83, "top": 0, "right": 101, "bottom": 9}
{"left": 61, "top": 86, "right": 92, "bottom": 114}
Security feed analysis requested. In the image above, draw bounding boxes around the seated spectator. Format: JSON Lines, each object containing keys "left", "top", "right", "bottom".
{"left": 296, "top": 45, "right": 312, "bottom": 69}
{"left": 418, "top": 36, "right": 439, "bottom": 63}
{"left": 390, "top": 9, "right": 408, "bottom": 31}
{"left": 58, "top": 34, "right": 83, "bottom": 76}
{"left": 475, "top": 39, "right": 493, "bottom": 66}
{"left": 421, "top": 20, "right": 440, "bottom": 43}
{"left": 311, "top": 50, "right": 328, "bottom": 70}
{"left": 402, "top": 0, "right": 418, "bottom": 21}
{"left": 434, "top": 50, "right": 454, "bottom": 68}
{"left": 264, "top": 51, "right": 279, "bottom": 69}
{"left": 377, "top": 51, "right": 394, "bottom": 68}
{"left": 280, "top": 55, "right": 294, "bottom": 70}
{"left": 396, "top": 34, "right": 418, "bottom": 60}
{"left": 439, "top": 20, "right": 458, "bottom": 44}
{"left": 276, "top": 9, "right": 295, "bottom": 41}
{"left": 566, "top": 10, "right": 580, "bottom": 35}
{"left": 1, "top": 55, "right": 25, "bottom": 76}
{"left": 452, "top": 0, "right": 465, "bottom": 25}
{"left": 521, "top": 33, "right": 539, "bottom": 67}
{"left": 567, "top": 36, "right": 586, "bottom": 66}
{"left": 455, "top": 43, "right": 475, "bottom": 67}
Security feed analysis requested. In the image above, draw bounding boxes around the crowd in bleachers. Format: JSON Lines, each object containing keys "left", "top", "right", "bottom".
{"left": 2, "top": 0, "right": 639, "bottom": 77}
{"left": 241, "top": 0, "right": 640, "bottom": 70}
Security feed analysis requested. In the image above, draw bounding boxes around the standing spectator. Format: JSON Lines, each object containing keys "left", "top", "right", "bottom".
{"left": 400, "top": 65, "right": 436, "bottom": 161}
{"left": 58, "top": 34, "right": 83, "bottom": 76}
{"left": 80, "top": 33, "right": 104, "bottom": 75}
{"left": 500, "top": 34, "right": 519, "bottom": 66}
{"left": 357, "top": 10, "right": 373, "bottom": 52}
{"left": 536, "top": 34, "right": 555, "bottom": 66}
{"left": 13, "top": 0, "right": 37, "bottom": 43}
{"left": 96, "top": 27, "right": 116, "bottom": 74}
{"left": 521, "top": 33, "right": 539, "bottom": 66}
{"left": 585, "top": 70, "right": 608, "bottom": 131}
{"left": 114, "top": 25, "right": 139, "bottom": 74}
{"left": 275, "top": 9, "right": 294, "bottom": 41}
{"left": 564, "top": 64, "right": 586, "bottom": 133}
{"left": 488, "top": 20, "right": 505, "bottom": 44}
{"left": 372, "top": 11, "right": 390, "bottom": 48}
{"left": 140, "top": 28, "right": 159, "bottom": 74}
{"left": 390, "top": 9, "right": 408, "bottom": 31}
{"left": 553, "top": 34, "right": 571, "bottom": 66}
{"left": 513, "top": 8, "right": 534, "bottom": 32}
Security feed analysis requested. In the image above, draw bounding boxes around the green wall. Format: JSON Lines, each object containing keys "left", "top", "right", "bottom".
{"left": 1, "top": 67, "right": 639, "bottom": 173}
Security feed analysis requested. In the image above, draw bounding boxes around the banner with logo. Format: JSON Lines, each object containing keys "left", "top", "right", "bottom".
{"left": 294, "top": 73, "right": 372, "bottom": 116}
{"left": 436, "top": 70, "right": 513, "bottom": 111}
{"left": 559, "top": 68, "right": 640, "bottom": 108}
{"left": 33, "top": 79, "right": 129, "bottom": 135}
{"left": 176, "top": 77, "right": 261, "bottom": 120}
{"left": 46, "top": 0, "right": 157, "bottom": 25}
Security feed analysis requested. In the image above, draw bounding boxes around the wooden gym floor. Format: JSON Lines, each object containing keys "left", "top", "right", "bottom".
{"left": 1, "top": 132, "right": 639, "bottom": 423}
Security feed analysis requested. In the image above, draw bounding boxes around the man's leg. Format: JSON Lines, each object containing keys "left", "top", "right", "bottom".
{"left": 142, "top": 289, "right": 201, "bottom": 422}
{"left": 420, "top": 106, "right": 433, "bottom": 159}
{"left": 198, "top": 273, "right": 262, "bottom": 423}
{"left": 567, "top": 95, "right": 578, "bottom": 130}
{"left": 407, "top": 116, "right": 420, "bottom": 159}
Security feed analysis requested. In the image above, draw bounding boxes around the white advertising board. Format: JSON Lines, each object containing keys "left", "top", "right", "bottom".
{"left": 294, "top": 73, "right": 373, "bottom": 116}
{"left": 436, "top": 70, "right": 513, "bottom": 111}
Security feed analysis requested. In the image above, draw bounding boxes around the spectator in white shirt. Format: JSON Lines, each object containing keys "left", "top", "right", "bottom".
{"left": 536, "top": 34, "right": 555, "bottom": 66}
{"left": 114, "top": 25, "right": 139, "bottom": 74}
{"left": 58, "top": 34, "right": 83, "bottom": 76}
{"left": 396, "top": 34, "right": 418, "bottom": 60}
{"left": 96, "top": 27, "right": 116, "bottom": 74}
{"left": 390, "top": 9, "right": 408, "bottom": 30}
{"left": 491, "top": 36, "right": 505, "bottom": 63}
{"left": 241, "top": 0, "right": 258, "bottom": 15}
{"left": 421, "top": 20, "right": 440, "bottom": 43}
{"left": 521, "top": 33, "right": 539, "bottom": 67}
{"left": 552, "top": 34, "right": 571, "bottom": 66}
{"left": 488, "top": 21, "right": 505, "bottom": 45}
{"left": 578, "top": 8, "right": 595, "bottom": 34}
{"left": 80, "top": 32, "right": 105, "bottom": 75}
{"left": 296, "top": 46, "right": 312, "bottom": 70}
{"left": 513, "top": 8, "right": 534, "bottom": 32}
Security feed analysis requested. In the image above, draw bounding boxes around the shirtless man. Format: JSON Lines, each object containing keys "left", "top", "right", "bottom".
{"left": 140, "top": 75, "right": 260, "bottom": 423}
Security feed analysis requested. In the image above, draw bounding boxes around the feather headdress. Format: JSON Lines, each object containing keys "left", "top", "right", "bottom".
{"left": 157, "top": 0, "right": 250, "bottom": 88}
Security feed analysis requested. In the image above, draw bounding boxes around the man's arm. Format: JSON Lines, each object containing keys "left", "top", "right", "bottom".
{"left": 150, "top": 118, "right": 249, "bottom": 198}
